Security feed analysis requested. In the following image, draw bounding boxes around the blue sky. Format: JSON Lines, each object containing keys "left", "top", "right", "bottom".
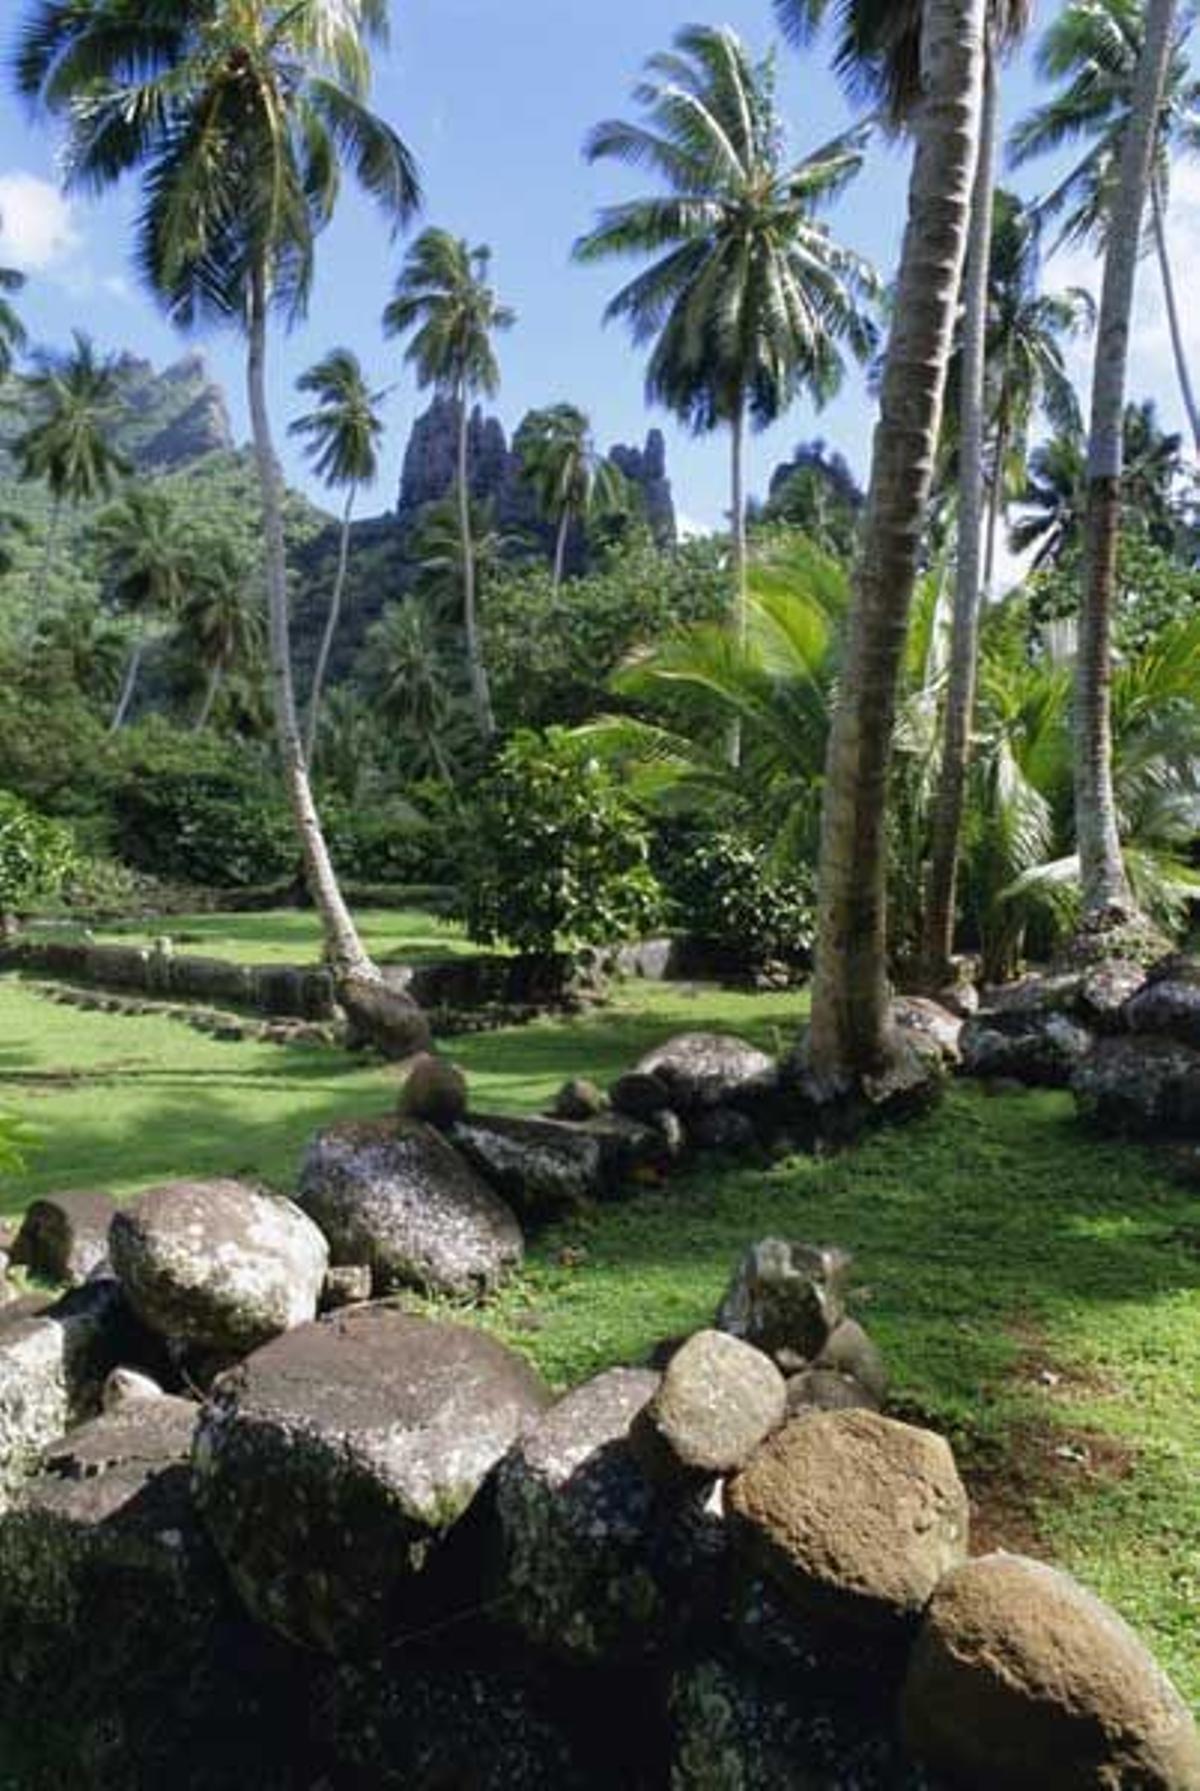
{"left": 0, "top": 1, "right": 1193, "bottom": 533}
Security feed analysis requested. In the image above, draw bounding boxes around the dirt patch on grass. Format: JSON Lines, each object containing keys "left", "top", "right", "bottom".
{"left": 963, "top": 1420, "right": 1137, "bottom": 1557}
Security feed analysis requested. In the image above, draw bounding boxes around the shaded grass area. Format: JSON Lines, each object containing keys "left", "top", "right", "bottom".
{"left": 24, "top": 907, "right": 488, "bottom": 966}
{"left": 0, "top": 971, "right": 1197, "bottom": 1701}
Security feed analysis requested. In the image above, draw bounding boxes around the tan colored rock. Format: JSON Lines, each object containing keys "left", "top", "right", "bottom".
{"left": 727, "top": 1410, "right": 968, "bottom": 1636}
{"left": 398, "top": 1053, "right": 469, "bottom": 1129}
{"left": 903, "top": 1553, "right": 1200, "bottom": 1790}
{"left": 633, "top": 1329, "right": 785, "bottom": 1482}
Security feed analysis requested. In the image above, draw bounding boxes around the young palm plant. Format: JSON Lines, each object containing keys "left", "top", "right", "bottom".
{"left": 383, "top": 231, "right": 515, "bottom": 739}
{"left": 514, "top": 405, "right": 628, "bottom": 591}
{"left": 575, "top": 24, "right": 878, "bottom": 767}
{"left": 290, "top": 349, "right": 387, "bottom": 761}
{"left": 17, "top": 0, "right": 425, "bottom": 1034}
{"left": 93, "top": 484, "right": 197, "bottom": 729}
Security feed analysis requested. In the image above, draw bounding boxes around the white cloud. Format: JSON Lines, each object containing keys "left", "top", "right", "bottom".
{"left": 0, "top": 171, "right": 81, "bottom": 271}
{"left": 676, "top": 512, "right": 713, "bottom": 540}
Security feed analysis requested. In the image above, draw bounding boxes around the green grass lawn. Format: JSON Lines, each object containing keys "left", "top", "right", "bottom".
{"left": 1, "top": 969, "right": 1197, "bottom": 1704}
{"left": 25, "top": 907, "right": 489, "bottom": 965}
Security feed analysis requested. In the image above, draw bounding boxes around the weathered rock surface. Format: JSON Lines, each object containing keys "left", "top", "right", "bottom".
{"left": 320, "top": 1263, "right": 372, "bottom": 1310}
{"left": 495, "top": 1366, "right": 669, "bottom": 1661}
{"left": 786, "top": 1367, "right": 879, "bottom": 1416}
{"left": 717, "top": 1239, "right": 850, "bottom": 1365}
{"left": 728, "top": 1411, "right": 968, "bottom": 1637}
{"left": 814, "top": 1318, "right": 888, "bottom": 1404}
{"left": 633, "top": 1330, "right": 786, "bottom": 1482}
{"left": 903, "top": 1553, "right": 1200, "bottom": 1790}
{"left": 339, "top": 972, "right": 432, "bottom": 1059}
{"left": 961, "top": 1009, "right": 1094, "bottom": 1087}
{"left": 298, "top": 1119, "right": 523, "bottom": 1298}
{"left": 450, "top": 1111, "right": 604, "bottom": 1220}
{"left": 688, "top": 1107, "right": 759, "bottom": 1153}
{"left": 610, "top": 1068, "right": 672, "bottom": 1121}
{"left": 634, "top": 1033, "right": 776, "bottom": 1115}
{"left": 893, "top": 996, "right": 964, "bottom": 1066}
{"left": 193, "top": 1306, "right": 549, "bottom": 1654}
{"left": 1125, "top": 973, "right": 1200, "bottom": 1049}
{"left": 102, "top": 1365, "right": 166, "bottom": 1412}
{"left": 551, "top": 1076, "right": 607, "bottom": 1121}
{"left": 1079, "top": 958, "right": 1147, "bottom": 1029}
{"left": 10, "top": 1190, "right": 117, "bottom": 1286}
{"left": 1072, "top": 1034, "right": 1200, "bottom": 1136}
{"left": 110, "top": 1179, "right": 328, "bottom": 1357}
{"left": 398, "top": 1051, "right": 469, "bottom": 1128}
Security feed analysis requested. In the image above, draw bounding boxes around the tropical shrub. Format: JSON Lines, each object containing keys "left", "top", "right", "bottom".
{"left": 0, "top": 790, "right": 79, "bottom": 919}
{"left": 463, "top": 728, "right": 663, "bottom": 955}
{"left": 654, "top": 820, "right": 816, "bottom": 969}
{"left": 113, "top": 769, "right": 295, "bottom": 889}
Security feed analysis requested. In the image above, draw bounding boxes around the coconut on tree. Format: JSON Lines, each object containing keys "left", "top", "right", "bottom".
{"left": 514, "top": 405, "right": 628, "bottom": 590}
{"left": 575, "top": 24, "right": 879, "bottom": 767}
{"left": 383, "top": 231, "right": 515, "bottom": 740}
{"left": 17, "top": 0, "right": 428, "bottom": 1045}
{"left": 289, "top": 349, "right": 387, "bottom": 762}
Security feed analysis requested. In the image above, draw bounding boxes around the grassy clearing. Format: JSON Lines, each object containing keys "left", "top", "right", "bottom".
{"left": 0, "top": 969, "right": 1197, "bottom": 1702}
{"left": 24, "top": 907, "right": 488, "bottom": 965}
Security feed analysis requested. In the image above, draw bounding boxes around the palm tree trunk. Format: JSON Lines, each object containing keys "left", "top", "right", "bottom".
{"left": 728, "top": 396, "right": 748, "bottom": 770}
{"left": 983, "top": 398, "right": 1010, "bottom": 596}
{"left": 195, "top": 662, "right": 222, "bottom": 731}
{"left": 457, "top": 383, "right": 495, "bottom": 738}
{"left": 1149, "top": 175, "right": 1200, "bottom": 458}
{"left": 552, "top": 509, "right": 571, "bottom": 593}
{"left": 110, "top": 636, "right": 144, "bottom": 732}
{"left": 923, "top": 53, "right": 998, "bottom": 982}
{"left": 247, "top": 264, "right": 375, "bottom": 982}
{"left": 305, "top": 484, "right": 356, "bottom": 764}
{"left": 40, "top": 499, "right": 61, "bottom": 593}
{"left": 1076, "top": 0, "right": 1177, "bottom": 926}
{"left": 808, "top": 0, "right": 988, "bottom": 1080}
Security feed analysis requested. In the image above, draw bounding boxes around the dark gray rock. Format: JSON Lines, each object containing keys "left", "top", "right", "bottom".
{"left": 578, "top": 1111, "right": 679, "bottom": 1184}
{"left": 786, "top": 1367, "right": 879, "bottom": 1417}
{"left": 450, "top": 1112, "right": 604, "bottom": 1221}
{"left": 633, "top": 1330, "right": 786, "bottom": 1482}
{"left": 1073, "top": 1035, "right": 1200, "bottom": 1137}
{"left": 398, "top": 1051, "right": 469, "bottom": 1128}
{"left": 10, "top": 1190, "right": 117, "bottom": 1287}
{"left": 716, "top": 1239, "right": 850, "bottom": 1365}
{"left": 298, "top": 1119, "right": 523, "bottom": 1298}
{"left": 903, "top": 1554, "right": 1200, "bottom": 1790}
{"left": 635, "top": 1033, "right": 776, "bottom": 1115}
{"left": 960, "top": 1009, "right": 1094, "bottom": 1087}
{"left": 339, "top": 971, "right": 431, "bottom": 1059}
{"left": 610, "top": 1069, "right": 672, "bottom": 1121}
{"left": 1125, "top": 976, "right": 1200, "bottom": 1049}
{"left": 814, "top": 1318, "right": 888, "bottom": 1404}
{"left": 110, "top": 1179, "right": 327, "bottom": 1357}
{"left": 688, "top": 1107, "right": 759, "bottom": 1153}
{"left": 193, "top": 1306, "right": 549, "bottom": 1654}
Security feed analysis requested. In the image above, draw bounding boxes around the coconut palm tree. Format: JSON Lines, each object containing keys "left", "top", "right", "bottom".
{"left": 289, "top": 349, "right": 387, "bottom": 761}
{"left": 363, "top": 596, "right": 465, "bottom": 787}
{"left": 1012, "top": 428, "right": 1089, "bottom": 570}
{"left": 1075, "top": 0, "right": 1178, "bottom": 930}
{"left": 575, "top": 24, "right": 878, "bottom": 766}
{"left": 773, "top": 0, "right": 990, "bottom": 1079}
{"left": 12, "top": 333, "right": 130, "bottom": 587}
{"left": 181, "top": 539, "right": 263, "bottom": 730}
{"left": 93, "top": 484, "right": 197, "bottom": 729}
{"left": 383, "top": 231, "right": 514, "bottom": 739}
{"left": 410, "top": 492, "right": 515, "bottom": 627}
{"left": 0, "top": 218, "right": 26, "bottom": 379}
{"left": 514, "top": 405, "right": 628, "bottom": 590}
{"left": 1010, "top": 0, "right": 1200, "bottom": 452}
{"left": 17, "top": 0, "right": 425, "bottom": 1026}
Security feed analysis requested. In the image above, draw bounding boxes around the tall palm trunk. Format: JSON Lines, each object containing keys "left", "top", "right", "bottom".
{"left": 1149, "top": 175, "right": 1200, "bottom": 457}
{"left": 1076, "top": 0, "right": 1177, "bottom": 925}
{"left": 728, "top": 395, "right": 748, "bottom": 770}
{"left": 305, "top": 484, "right": 356, "bottom": 764}
{"left": 808, "top": 0, "right": 988, "bottom": 1080}
{"left": 983, "top": 389, "right": 1011, "bottom": 595}
{"left": 923, "top": 53, "right": 999, "bottom": 980}
{"left": 111, "top": 636, "right": 144, "bottom": 732}
{"left": 195, "top": 661, "right": 222, "bottom": 731}
{"left": 248, "top": 265, "right": 375, "bottom": 982}
{"left": 552, "top": 508, "right": 571, "bottom": 593}
{"left": 457, "top": 384, "right": 495, "bottom": 738}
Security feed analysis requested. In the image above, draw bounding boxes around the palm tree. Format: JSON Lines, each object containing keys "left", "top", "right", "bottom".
{"left": 383, "top": 231, "right": 514, "bottom": 739}
{"left": 93, "top": 485, "right": 196, "bottom": 729}
{"left": 12, "top": 333, "right": 130, "bottom": 586}
{"left": 0, "top": 217, "right": 26, "bottom": 379}
{"left": 1010, "top": 0, "right": 1200, "bottom": 452}
{"left": 289, "top": 349, "right": 386, "bottom": 761}
{"left": 514, "top": 405, "right": 628, "bottom": 590}
{"left": 409, "top": 492, "right": 513, "bottom": 623}
{"left": 17, "top": 0, "right": 425, "bottom": 1026}
{"left": 1012, "top": 428, "right": 1089, "bottom": 570}
{"left": 575, "top": 24, "right": 878, "bottom": 766}
{"left": 181, "top": 539, "right": 263, "bottom": 730}
{"left": 363, "top": 597, "right": 464, "bottom": 787}
{"left": 1075, "top": 0, "right": 1178, "bottom": 930}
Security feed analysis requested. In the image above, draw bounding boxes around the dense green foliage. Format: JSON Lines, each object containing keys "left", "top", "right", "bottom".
{"left": 0, "top": 790, "right": 78, "bottom": 917}
{"left": 654, "top": 820, "right": 817, "bottom": 969}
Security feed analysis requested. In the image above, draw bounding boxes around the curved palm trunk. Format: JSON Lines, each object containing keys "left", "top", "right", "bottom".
{"left": 1076, "top": 0, "right": 1177, "bottom": 926}
{"left": 247, "top": 267, "right": 375, "bottom": 982}
{"left": 1150, "top": 176, "right": 1200, "bottom": 458}
{"left": 983, "top": 394, "right": 1010, "bottom": 596}
{"left": 808, "top": 0, "right": 988, "bottom": 1080}
{"left": 728, "top": 397, "right": 748, "bottom": 770}
{"left": 923, "top": 54, "right": 999, "bottom": 981}
{"left": 552, "top": 508, "right": 571, "bottom": 593}
{"left": 195, "top": 661, "right": 222, "bottom": 731}
{"left": 110, "top": 636, "right": 144, "bottom": 732}
{"left": 305, "top": 484, "right": 356, "bottom": 764}
{"left": 457, "top": 384, "right": 495, "bottom": 738}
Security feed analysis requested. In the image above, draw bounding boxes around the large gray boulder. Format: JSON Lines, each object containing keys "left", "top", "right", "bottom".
{"left": 10, "top": 1190, "right": 117, "bottom": 1287}
{"left": 716, "top": 1239, "right": 850, "bottom": 1366}
{"left": 495, "top": 1366, "right": 669, "bottom": 1661}
{"left": 298, "top": 1119, "right": 523, "bottom": 1298}
{"left": 110, "top": 1179, "right": 328, "bottom": 1357}
{"left": 961, "top": 1008, "right": 1094, "bottom": 1087}
{"left": 903, "top": 1553, "right": 1200, "bottom": 1790}
{"left": 449, "top": 1111, "right": 605, "bottom": 1221}
{"left": 1072, "top": 1034, "right": 1200, "bottom": 1137}
{"left": 633, "top": 1330, "right": 786, "bottom": 1483}
{"left": 193, "top": 1305, "right": 549, "bottom": 1654}
{"left": 633, "top": 1033, "right": 776, "bottom": 1115}
{"left": 1125, "top": 961, "right": 1200, "bottom": 1048}
{"left": 892, "top": 997, "right": 964, "bottom": 1067}
{"left": 728, "top": 1411, "right": 969, "bottom": 1638}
